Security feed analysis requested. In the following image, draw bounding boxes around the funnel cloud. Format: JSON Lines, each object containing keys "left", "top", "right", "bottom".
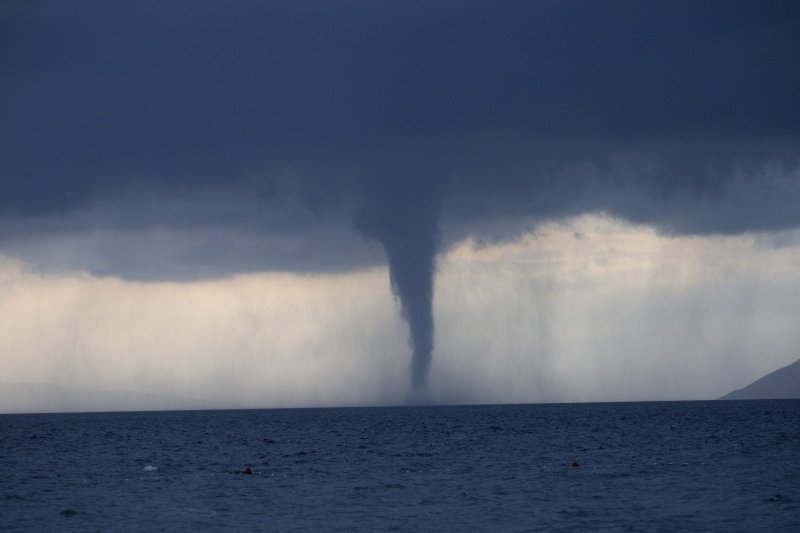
{"left": 355, "top": 172, "right": 443, "bottom": 396}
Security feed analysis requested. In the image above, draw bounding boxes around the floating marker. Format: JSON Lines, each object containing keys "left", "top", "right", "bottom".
{"left": 243, "top": 467, "right": 252, "bottom": 474}
{"left": 571, "top": 460, "right": 580, "bottom": 468}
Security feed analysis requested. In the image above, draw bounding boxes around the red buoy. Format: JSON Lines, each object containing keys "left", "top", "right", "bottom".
{"left": 243, "top": 467, "right": 253, "bottom": 474}
{"left": 571, "top": 460, "right": 580, "bottom": 468}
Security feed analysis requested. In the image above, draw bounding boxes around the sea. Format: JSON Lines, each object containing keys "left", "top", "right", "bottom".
{"left": 1, "top": 400, "right": 798, "bottom": 531}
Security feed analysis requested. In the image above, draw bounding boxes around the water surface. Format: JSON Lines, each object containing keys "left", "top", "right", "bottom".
{"left": 2, "top": 401, "right": 798, "bottom": 531}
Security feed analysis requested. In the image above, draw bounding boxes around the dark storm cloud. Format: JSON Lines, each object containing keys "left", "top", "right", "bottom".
{"left": 2, "top": 0, "right": 798, "bottom": 219}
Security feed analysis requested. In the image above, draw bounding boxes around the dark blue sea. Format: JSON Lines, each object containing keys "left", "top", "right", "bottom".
{"left": 1, "top": 401, "right": 799, "bottom": 531}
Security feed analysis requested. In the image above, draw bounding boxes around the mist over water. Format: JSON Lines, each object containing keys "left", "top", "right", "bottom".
{"left": 5, "top": 215, "right": 799, "bottom": 413}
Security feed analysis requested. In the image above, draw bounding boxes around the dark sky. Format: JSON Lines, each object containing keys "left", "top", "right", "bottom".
{"left": 2, "top": 0, "right": 800, "bottom": 405}
{"left": 2, "top": 0, "right": 800, "bottom": 275}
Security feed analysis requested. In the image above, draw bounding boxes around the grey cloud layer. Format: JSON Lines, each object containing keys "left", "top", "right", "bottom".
{"left": 2, "top": 0, "right": 799, "bottom": 267}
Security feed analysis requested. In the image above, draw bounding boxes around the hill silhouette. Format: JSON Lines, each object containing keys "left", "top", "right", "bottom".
{"left": 719, "top": 358, "right": 800, "bottom": 400}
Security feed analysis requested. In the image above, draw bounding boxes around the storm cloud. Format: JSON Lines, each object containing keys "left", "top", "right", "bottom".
{"left": 2, "top": 1, "right": 800, "bottom": 399}
{"left": 4, "top": 1, "right": 799, "bottom": 223}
